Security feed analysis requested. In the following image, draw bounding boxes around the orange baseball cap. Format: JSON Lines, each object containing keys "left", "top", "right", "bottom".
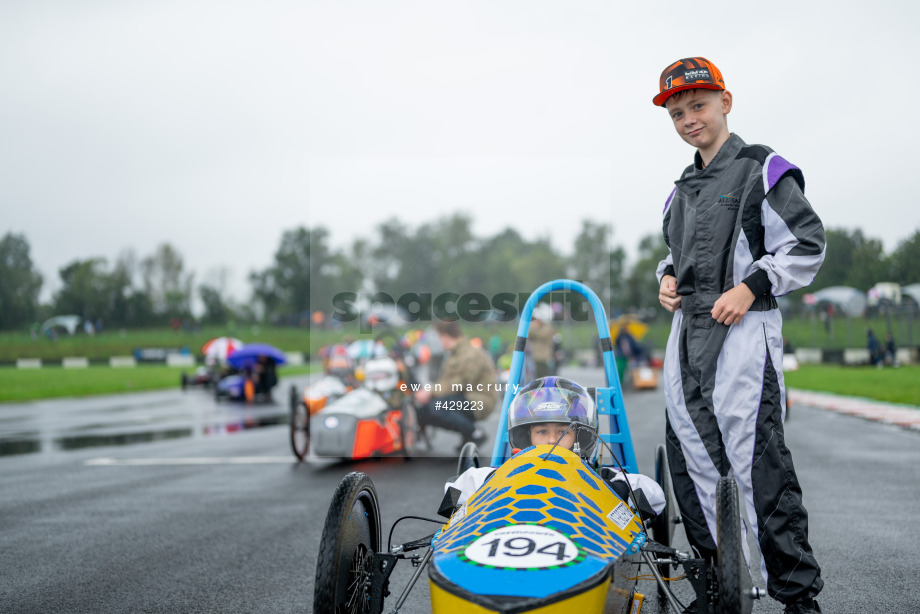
{"left": 653, "top": 57, "right": 725, "bottom": 107}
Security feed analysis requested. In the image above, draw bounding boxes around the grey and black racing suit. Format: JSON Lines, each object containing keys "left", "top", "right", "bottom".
{"left": 655, "top": 133, "right": 825, "bottom": 603}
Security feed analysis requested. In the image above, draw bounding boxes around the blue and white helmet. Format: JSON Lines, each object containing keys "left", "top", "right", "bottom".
{"left": 508, "top": 376, "right": 597, "bottom": 456}
{"left": 362, "top": 357, "right": 400, "bottom": 393}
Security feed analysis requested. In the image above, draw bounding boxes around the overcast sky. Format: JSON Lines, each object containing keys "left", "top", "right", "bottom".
{"left": 2, "top": 0, "right": 917, "bottom": 304}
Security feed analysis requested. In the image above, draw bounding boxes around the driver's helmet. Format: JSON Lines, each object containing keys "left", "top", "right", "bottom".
{"left": 508, "top": 376, "right": 597, "bottom": 457}
{"left": 362, "top": 357, "right": 401, "bottom": 393}
{"left": 326, "top": 354, "right": 355, "bottom": 381}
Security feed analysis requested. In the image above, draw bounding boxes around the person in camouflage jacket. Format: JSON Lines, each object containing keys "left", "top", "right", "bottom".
{"left": 415, "top": 321, "right": 497, "bottom": 446}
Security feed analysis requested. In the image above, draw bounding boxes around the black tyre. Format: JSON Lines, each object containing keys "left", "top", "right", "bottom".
{"left": 415, "top": 412, "right": 433, "bottom": 451}
{"left": 181, "top": 373, "right": 188, "bottom": 390}
{"left": 420, "top": 424, "right": 434, "bottom": 451}
{"left": 650, "top": 444, "right": 674, "bottom": 592}
{"left": 290, "top": 396, "right": 310, "bottom": 461}
{"left": 314, "top": 472, "right": 383, "bottom": 614}
{"left": 716, "top": 476, "right": 753, "bottom": 614}
{"left": 289, "top": 384, "right": 299, "bottom": 414}
{"left": 399, "top": 403, "right": 418, "bottom": 460}
{"left": 457, "top": 441, "right": 481, "bottom": 475}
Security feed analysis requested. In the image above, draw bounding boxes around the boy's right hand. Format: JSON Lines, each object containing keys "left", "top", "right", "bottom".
{"left": 659, "top": 275, "right": 681, "bottom": 312}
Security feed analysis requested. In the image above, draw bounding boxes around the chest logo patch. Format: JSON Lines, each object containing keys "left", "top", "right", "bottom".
{"left": 718, "top": 194, "right": 741, "bottom": 211}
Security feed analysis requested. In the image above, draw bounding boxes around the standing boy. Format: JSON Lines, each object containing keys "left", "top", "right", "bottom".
{"left": 653, "top": 58, "right": 825, "bottom": 614}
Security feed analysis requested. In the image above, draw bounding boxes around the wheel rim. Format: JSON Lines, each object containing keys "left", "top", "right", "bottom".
{"left": 334, "top": 497, "right": 374, "bottom": 613}
{"left": 343, "top": 543, "right": 371, "bottom": 614}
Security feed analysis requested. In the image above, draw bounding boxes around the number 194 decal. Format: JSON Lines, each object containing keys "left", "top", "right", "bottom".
{"left": 461, "top": 525, "right": 584, "bottom": 570}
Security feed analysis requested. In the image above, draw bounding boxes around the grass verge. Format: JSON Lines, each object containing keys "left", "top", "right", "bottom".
{"left": 0, "top": 364, "right": 318, "bottom": 403}
{"left": 785, "top": 363, "right": 920, "bottom": 406}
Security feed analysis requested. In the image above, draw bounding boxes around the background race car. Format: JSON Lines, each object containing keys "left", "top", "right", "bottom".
{"left": 291, "top": 332, "right": 427, "bottom": 462}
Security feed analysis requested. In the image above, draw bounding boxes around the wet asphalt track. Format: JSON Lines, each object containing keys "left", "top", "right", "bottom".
{"left": 2, "top": 367, "right": 919, "bottom": 613}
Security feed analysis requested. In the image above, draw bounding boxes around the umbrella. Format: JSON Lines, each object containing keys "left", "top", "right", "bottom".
{"left": 227, "top": 343, "right": 287, "bottom": 368}
{"left": 609, "top": 314, "right": 649, "bottom": 341}
{"left": 202, "top": 337, "right": 244, "bottom": 362}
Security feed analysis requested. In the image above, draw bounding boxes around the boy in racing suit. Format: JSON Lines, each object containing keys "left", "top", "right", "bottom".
{"left": 653, "top": 57, "right": 825, "bottom": 614}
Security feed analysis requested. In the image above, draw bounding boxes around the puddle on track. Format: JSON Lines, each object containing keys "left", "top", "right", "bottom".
{"left": 0, "top": 407, "right": 288, "bottom": 457}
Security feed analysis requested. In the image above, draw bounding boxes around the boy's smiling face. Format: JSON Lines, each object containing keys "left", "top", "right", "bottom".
{"left": 665, "top": 88, "right": 732, "bottom": 161}
{"left": 530, "top": 422, "right": 576, "bottom": 449}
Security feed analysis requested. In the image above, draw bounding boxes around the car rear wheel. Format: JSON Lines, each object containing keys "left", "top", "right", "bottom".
{"left": 457, "top": 441, "right": 481, "bottom": 475}
{"left": 716, "top": 476, "right": 753, "bottom": 614}
{"left": 314, "top": 472, "right": 382, "bottom": 614}
{"left": 399, "top": 404, "right": 418, "bottom": 460}
{"left": 650, "top": 444, "right": 675, "bottom": 593}
{"left": 289, "top": 384, "right": 298, "bottom": 413}
{"left": 290, "top": 396, "right": 310, "bottom": 461}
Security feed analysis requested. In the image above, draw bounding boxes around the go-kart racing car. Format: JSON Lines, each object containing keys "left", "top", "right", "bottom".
{"left": 181, "top": 366, "right": 219, "bottom": 389}
{"left": 289, "top": 351, "right": 357, "bottom": 460}
{"left": 288, "top": 373, "right": 353, "bottom": 460}
{"left": 291, "top": 333, "right": 422, "bottom": 462}
{"left": 183, "top": 337, "right": 244, "bottom": 390}
{"left": 313, "top": 280, "right": 765, "bottom": 614}
{"left": 213, "top": 343, "right": 285, "bottom": 403}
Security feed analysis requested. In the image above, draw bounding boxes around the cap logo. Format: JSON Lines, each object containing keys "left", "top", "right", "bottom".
{"left": 534, "top": 402, "right": 565, "bottom": 412}
{"left": 684, "top": 68, "right": 711, "bottom": 81}
{"left": 665, "top": 75, "right": 673, "bottom": 89}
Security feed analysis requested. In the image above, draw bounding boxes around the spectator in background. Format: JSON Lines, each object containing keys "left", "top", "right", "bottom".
{"left": 414, "top": 320, "right": 496, "bottom": 448}
{"left": 866, "top": 329, "right": 882, "bottom": 367}
{"left": 885, "top": 332, "right": 898, "bottom": 367}
{"left": 615, "top": 327, "right": 644, "bottom": 365}
{"left": 253, "top": 356, "right": 278, "bottom": 398}
{"left": 529, "top": 317, "right": 556, "bottom": 379}
{"left": 488, "top": 333, "right": 504, "bottom": 364}
{"left": 312, "top": 310, "right": 326, "bottom": 329}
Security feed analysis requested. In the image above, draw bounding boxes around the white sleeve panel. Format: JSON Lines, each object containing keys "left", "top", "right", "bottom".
{"left": 754, "top": 202, "right": 825, "bottom": 296}
{"left": 656, "top": 251, "right": 674, "bottom": 284}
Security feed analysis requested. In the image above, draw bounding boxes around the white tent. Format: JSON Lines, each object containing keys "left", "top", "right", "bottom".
{"left": 901, "top": 284, "right": 920, "bottom": 308}
{"left": 40, "top": 315, "right": 81, "bottom": 336}
{"left": 805, "top": 286, "right": 866, "bottom": 318}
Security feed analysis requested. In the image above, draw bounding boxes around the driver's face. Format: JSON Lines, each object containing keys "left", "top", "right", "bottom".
{"left": 530, "top": 423, "right": 575, "bottom": 449}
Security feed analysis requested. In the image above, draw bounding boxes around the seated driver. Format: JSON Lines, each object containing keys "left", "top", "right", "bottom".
{"left": 445, "top": 376, "right": 665, "bottom": 519}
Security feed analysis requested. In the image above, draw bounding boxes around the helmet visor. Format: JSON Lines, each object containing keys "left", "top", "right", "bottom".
{"left": 509, "top": 385, "right": 596, "bottom": 430}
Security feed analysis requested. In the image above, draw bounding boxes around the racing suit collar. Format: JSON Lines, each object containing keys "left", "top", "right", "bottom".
{"left": 676, "top": 133, "right": 746, "bottom": 194}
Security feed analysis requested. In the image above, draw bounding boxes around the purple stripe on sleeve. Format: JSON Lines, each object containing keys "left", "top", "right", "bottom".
{"left": 766, "top": 155, "right": 800, "bottom": 192}
{"left": 663, "top": 187, "right": 677, "bottom": 215}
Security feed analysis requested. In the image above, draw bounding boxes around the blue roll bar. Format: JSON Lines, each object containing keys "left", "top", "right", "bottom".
{"left": 489, "top": 279, "right": 638, "bottom": 473}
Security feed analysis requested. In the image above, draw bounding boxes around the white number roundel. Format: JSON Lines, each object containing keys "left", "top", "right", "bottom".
{"left": 462, "top": 525, "right": 581, "bottom": 569}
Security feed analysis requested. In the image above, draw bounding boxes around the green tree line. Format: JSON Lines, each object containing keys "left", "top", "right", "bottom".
{"left": 2, "top": 218, "right": 919, "bottom": 331}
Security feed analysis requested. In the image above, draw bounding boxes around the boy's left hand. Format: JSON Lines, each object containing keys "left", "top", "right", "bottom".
{"left": 712, "top": 284, "right": 756, "bottom": 325}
